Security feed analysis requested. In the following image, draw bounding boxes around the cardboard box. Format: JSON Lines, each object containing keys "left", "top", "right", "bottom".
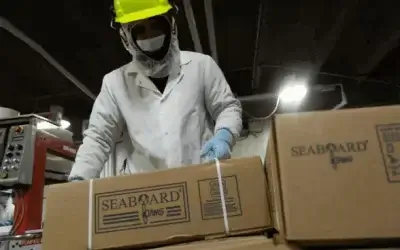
{"left": 154, "top": 236, "right": 297, "bottom": 250}
{"left": 267, "top": 106, "right": 400, "bottom": 242}
{"left": 42, "top": 157, "right": 272, "bottom": 250}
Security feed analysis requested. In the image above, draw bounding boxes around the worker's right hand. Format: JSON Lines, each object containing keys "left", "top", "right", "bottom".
{"left": 201, "top": 128, "right": 233, "bottom": 162}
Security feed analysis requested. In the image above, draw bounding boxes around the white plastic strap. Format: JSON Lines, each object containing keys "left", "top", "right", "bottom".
{"left": 215, "top": 158, "right": 230, "bottom": 235}
{"left": 88, "top": 179, "right": 93, "bottom": 250}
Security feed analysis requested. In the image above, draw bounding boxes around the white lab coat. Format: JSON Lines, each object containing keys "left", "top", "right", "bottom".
{"left": 70, "top": 51, "right": 242, "bottom": 179}
{"left": 101, "top": 131, "right": 144, "bottom": 177}
{"left": 101, "top": 136, "right": 159, "bottom": 178}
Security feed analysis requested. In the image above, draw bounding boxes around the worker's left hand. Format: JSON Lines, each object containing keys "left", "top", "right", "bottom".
{"left": 201, "top": 128, "right": 233, "bottom": 162}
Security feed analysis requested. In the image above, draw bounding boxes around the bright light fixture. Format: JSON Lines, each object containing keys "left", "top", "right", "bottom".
{"left": 279, "top": 81, "right": 308, "bottom": 103}
{"left": 37, "top": 119, "right": 71, "bottom": 130}
{"left": 60, "top": 120, "right": 71, "bottom": 129}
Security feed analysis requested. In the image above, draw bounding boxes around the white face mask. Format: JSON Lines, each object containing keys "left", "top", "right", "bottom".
{"left": 136, "top": 35, "right": 166, "bottom": 52}
{"left": 120, "top": 17, "right": 180, "bottom": 78}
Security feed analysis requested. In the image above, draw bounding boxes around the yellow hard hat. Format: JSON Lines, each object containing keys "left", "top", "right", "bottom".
{"left": 114, "top": 0, "right": 173, "bottom": 24}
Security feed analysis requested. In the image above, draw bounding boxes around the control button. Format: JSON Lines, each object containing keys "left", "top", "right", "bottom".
{"left": 5, "top": 152, "right": 13, "bottom": 158}
{"left": 0, "top": 171, "right": 7, "bottom": 178}
{"left": 3, "top": 159, "right": 10, "bottom": 164}
{"left": 12, "top": 159, "right": 20, "bottom": 164}
{"left": 15, "top": 126, "right": 24, "bottom": 134}
{"left": 16, "top": 144, "right": 23, "bottom": 151}
{"left": 7, "top": 145, "right": 14, "bottom": 151}
{"left": 15, "top": 152, "right": 21, "bottom": 156}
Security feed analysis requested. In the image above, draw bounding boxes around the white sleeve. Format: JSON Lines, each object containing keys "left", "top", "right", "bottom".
{"left": 203, "top": 55, "right": 243, "bottom": 138}
{"left": 69, "top": 73, "right": 124, "bottom": 180}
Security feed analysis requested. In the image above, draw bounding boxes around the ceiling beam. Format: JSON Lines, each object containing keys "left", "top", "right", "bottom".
{"left": 182, "top": 0, "right": 203, "bottom": 53}
{"left": 204, "top": 0, "right": 218, "bottom": 63}
{"left": 316, "top": 0, "right": 359, "bottom": 70}
{"left": 34, "top": 91, "right": 84, "bottom": 101}
{"left": 0, "top": 17, "right": 96, "bottom": 101}
{"left": 356, "top": 30, "right": 400, "bottom": 76}
{"left": 251, "top": 1, "right": 264, "bottom": 92}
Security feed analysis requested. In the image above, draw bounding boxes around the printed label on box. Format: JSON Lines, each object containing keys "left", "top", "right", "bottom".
{"left": 197, "top": 175, "right": 242, "bottom": 220}
{"left": 95, "top": 182, "right": 190, "bottom": 233}
{"left": 376, "top": 123, "right": 400, "bottom": 182}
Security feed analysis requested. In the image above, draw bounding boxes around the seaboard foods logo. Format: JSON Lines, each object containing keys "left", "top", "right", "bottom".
{"left": 291, "top": 140, "right": 369, "bottom": 169}
{"left": 95, "top": 182, "right": 190, "bottom": 233}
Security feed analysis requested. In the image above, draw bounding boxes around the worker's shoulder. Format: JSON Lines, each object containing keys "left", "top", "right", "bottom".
{"left": 180, "top": 51, "right": 214, "bottom": 64}
{"left": 104, "top": 63, "right": 130, "bottom": 79}
{"left": 102, "top": 63, "right": 131, "bottom": 86}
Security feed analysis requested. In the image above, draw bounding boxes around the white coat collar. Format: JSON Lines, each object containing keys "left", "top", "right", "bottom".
{"left": 125, "top": 51, "right": 192, "bottom": 97}
{"left": 125, "top": 51, "right": 192, "bottom": 76}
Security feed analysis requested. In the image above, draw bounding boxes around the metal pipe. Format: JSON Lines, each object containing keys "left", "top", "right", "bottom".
{"left": 0, "top": 17, "right": 96, "bottom": 101}
{"left": 229, "top": 64, "right": 391, "bottom": 85}
{"left": 239, "top": 83, "right": 348, "bottom": 110}
{"left": 357, "top": 29, "right": 400, "bottom": 76}
{"left": 35, "top": 112, "right": 50, "bottom": 117}
{"left": 182, "top": 0, "right": 203, "bottom": 53}
{"left": 204, "top": 0, "right": 218, "bottom": 62}
{"left": 332, "top": 84, "right": 348, "bottom": 110}
{"left": 238, "top": 92, "right": 277, "bottom": 102}
{"left": 314, "top": 0, "right": 359, "bottom": 70}
{"left": 0, "top": 232, "right": 41, "bottom": 241}
{"left": 251, "top": 1, "right": 264, "bottom": 91}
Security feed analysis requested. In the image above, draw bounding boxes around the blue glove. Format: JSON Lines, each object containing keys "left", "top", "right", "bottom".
{"left": 201, "top": 128, "right": 234, "bottom": 162}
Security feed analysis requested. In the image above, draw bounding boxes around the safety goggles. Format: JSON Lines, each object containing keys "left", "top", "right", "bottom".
{"left": 123, "top": 15, "right": 171, "bottom": 40}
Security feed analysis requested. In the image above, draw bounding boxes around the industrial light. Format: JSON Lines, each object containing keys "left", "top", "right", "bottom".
{"left": 37, "top": 119, "right": 71, "bottom": 130}
{"left": 278, "top": 81, "right": 308, "bottom": 104}
{"left": 60, "top": 120, "right": 71, "bottom": 129}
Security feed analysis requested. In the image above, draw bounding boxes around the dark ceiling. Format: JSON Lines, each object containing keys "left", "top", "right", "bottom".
{"left": 0, "top": 0, "right": 400, "bottom": 123}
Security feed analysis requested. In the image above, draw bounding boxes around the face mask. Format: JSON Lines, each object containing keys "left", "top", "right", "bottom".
{"left": 136, "top": 35, "right": 166, "bottom": 52}
{"left": 120, "top": 17, "right": 180, "bottom": 78}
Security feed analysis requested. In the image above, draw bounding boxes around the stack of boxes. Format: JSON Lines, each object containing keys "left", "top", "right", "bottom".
{"left": 42, "top": 157, "right": 274, "bottom": 249}
{"left": 267, "top": 105, "right": 400, "bottom": 247}
{"left": 42, "top": 105, "right": 400, "bottom": 249}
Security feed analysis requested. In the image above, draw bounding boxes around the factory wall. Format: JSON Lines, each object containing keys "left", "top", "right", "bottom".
{"left": 231, "top": 120, "right": 270, "bottom": 163}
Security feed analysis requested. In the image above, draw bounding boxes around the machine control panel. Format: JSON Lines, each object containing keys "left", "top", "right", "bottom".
{"left": 0, "top": 128, "right": 7, "bottom": 165}
{"left": 0, "top": 125, "right": 34, "bottom": 186}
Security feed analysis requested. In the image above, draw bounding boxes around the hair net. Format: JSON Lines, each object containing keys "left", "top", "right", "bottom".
{"left": 120, "top": 18, "right": 180, "bottom": 78}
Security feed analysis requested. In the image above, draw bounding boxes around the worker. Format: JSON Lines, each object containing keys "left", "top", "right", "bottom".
{"left": 69, "top": 0, "right": 242, "bottom": 181}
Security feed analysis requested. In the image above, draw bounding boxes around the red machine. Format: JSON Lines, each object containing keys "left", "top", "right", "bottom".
{"left": 0, "top": 114, "right": 76, "bottom": 237}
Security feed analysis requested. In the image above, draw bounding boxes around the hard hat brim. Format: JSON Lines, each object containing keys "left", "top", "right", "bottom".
{"left": 116, "top": 5, "right": 172, "bottom": 24}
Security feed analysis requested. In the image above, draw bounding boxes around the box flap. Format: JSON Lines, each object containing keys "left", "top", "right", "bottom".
{"left": 265, "top": 119, "right": 286, "bottom": 243}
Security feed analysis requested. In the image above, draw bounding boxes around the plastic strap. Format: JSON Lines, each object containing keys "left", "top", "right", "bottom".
{"left": 88, "top": 179, "right": 93, "bottom": 250}
{"left": 215, "top": 158, "right": 230, "bottom": 235}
